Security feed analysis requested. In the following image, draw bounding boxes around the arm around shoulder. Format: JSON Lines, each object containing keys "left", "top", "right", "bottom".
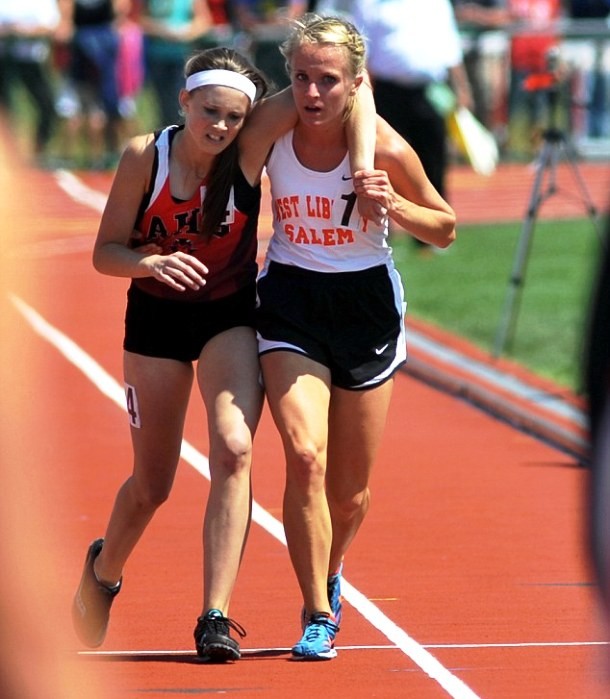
{"left": 354, "top": 118, "right": 457, "bottom": 248}
{"left": 238, "top": 88, "right": 298, "bottom": 185}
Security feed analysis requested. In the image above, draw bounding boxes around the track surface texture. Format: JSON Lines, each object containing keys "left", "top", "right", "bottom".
{"left": 1, "top": 120, "right": 609, "bottom": 698}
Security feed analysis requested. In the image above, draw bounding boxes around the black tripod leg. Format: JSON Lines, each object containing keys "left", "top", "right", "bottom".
{"left": 558, "top": 139, "right": 602, "bottom": 237}
{"left": 493, "top": 143, "right": 553, "bottom": 357}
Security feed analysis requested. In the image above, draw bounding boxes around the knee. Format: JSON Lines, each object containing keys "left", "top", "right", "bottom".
{"left": 128, "top": 473, "right": 173, "bottom": 510}
{"left": 212, "top": 430, "right": 254, "bottom": 476}
{"left": 286, "top": 442, "right": 326, "bottom": 489}
{"left": 328, "top": 487, "right": 370, "bottom": 522}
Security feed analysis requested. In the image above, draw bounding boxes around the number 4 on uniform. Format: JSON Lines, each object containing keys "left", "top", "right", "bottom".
{"left": 125, "top": 383, "right": 141, "bottom": 428}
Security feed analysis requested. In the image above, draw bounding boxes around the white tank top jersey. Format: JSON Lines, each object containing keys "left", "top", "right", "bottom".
{"left": 263, "top": 130, "right": 395, "bottom": 273}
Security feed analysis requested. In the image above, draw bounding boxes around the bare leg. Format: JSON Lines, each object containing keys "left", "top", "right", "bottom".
{"left": 326, "top": 380, "right": 394, "bottom": 574}
{"left": 198, "top": 327, "right": 264, "bottom": 615}
{"left": 94, "top": 352, "right": 193, "bottom": 585}
{"left": 261, "top": 351, "right": 333, "bottom": 617}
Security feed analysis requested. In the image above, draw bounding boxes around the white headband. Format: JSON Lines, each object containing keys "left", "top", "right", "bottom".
{"left": 185, "top": 69, "right": 258, "bottom": 104}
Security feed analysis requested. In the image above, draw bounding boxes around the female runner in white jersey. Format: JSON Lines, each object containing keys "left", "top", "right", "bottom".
{"left": 238, "top": 13, "right": 457, "bottom": 660}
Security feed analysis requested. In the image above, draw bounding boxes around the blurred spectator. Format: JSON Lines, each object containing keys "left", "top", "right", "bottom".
{"left": 570, "top": 0, "right": 610, "bottom": 15}
{"left": 138, "top": 0, "right": 221, "bottom": 127}
{"left": 230, "top": 1, "right": 307, "bottom": 91}
{"left": 349, "top": 0, "right": 473, "bottom": 250}
{"left": 310, "top": 0, "right": 352, "bottom": 15}
{"left": 0, "top": 0, "right": 60, "bottom": 165}
{"left": 208, "top": 0, "right": 234, "bottom": 25}
{"left": 452, "top": 1, "right": 512, "bottom": 140}
{"left": 569, "top": 0, "right": 610, "bottom": 139}
{"left": 506, "top": 0, "right": 563, "bottom": 157}
{"left": 56, "top": 0, "right": 130, "bottom": 169}
{"left": 115, "top": 6, "right": 145, "bottom": 140}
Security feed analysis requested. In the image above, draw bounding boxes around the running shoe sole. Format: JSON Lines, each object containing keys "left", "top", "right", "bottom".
{"left": 72, "top": 538, "right": 121, "bottom": 648}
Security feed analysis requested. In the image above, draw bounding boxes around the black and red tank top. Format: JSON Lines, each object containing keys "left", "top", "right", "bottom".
{"left": 129, "top": 125, "right": 261, "bottom": 302}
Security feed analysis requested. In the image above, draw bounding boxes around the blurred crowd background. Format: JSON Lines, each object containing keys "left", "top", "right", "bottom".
{"left": 2, "top": 0, "right": 610, "bottom": 171}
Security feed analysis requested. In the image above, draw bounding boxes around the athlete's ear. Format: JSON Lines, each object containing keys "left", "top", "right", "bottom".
{"left": 178, "top": 88, "right": 190, "bottom": 112}
{"left": 350, "top": 75, "right": 364, "bottom": 96}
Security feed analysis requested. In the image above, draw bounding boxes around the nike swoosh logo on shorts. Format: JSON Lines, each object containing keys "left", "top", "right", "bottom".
{"left": 375, "top": 344, "right": 389, "bottom": 355}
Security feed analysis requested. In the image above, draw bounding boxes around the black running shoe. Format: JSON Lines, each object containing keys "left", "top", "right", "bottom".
{"left": 72, "top": 538, "right": 121, "bottom": 648}
{"left": 193, "top": 609, "right": 247, "bottom": 662}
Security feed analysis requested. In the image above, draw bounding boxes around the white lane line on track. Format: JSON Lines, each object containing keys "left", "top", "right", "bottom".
{"left": 76, "top": 640, "right": 610, "bottom": 657}
{"left": 54, "top": 169, "right": 107, "bottom": 213}
{"left": 11, "top": 293, "right": 481, "bottom": 699}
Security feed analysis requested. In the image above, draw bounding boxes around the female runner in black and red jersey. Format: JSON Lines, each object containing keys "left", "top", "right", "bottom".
{"left": 71, "top": 47, "right": 272, "bottom": 663}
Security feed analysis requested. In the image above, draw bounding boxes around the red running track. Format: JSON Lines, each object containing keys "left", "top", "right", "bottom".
{"left": 1, "top": 126, "right": 609, "bottom": 698}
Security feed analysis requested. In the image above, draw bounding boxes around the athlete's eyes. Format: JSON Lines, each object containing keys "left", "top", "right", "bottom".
{"left": 203, "top": 107, "right": 244, "bottom": 124}
{"left": 293, "top": 72, "right": 338, "bottom": 86}
{"left": 322, "top": 75, "right": 338, "bottom": 86}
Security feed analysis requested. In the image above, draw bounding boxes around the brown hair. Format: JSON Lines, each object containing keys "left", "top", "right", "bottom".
{"left": 184, "top": 47, "right": 269, "bottom": 238}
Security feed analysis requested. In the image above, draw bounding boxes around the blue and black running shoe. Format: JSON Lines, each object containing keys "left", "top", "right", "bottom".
{"left": 300, "top": 562, "right": 344, "bottom": 631}
{"left": 292, "top": 612, "right": 339, "bottom": 660}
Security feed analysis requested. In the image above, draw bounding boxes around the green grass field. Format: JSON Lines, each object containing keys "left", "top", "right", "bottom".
{"left": 391, "top": 216, "right": 604, "bottom": 394}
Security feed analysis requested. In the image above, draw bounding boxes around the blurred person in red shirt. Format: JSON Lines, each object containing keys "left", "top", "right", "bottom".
{"left": 506, "top": 0, "right": 563, "bottom": 156}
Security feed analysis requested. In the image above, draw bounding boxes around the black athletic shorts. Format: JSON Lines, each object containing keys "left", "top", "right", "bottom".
{"left": 256, "top": 262, "right": 407, "bottom": 390}
{"left": 124, "top": 282, "right": 257, "bottom": 362}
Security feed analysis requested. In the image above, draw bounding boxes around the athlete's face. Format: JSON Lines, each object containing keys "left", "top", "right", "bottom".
{"left": 180, "top": 85, "right": 250, "bottom": 152}
{"left": 289, "top": 44, "right": 361, "bottom": 126}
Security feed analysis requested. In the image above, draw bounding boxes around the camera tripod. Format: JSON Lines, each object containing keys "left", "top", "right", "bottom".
{"left": 492, "top": 121, "right": 601, "bottom": 358}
